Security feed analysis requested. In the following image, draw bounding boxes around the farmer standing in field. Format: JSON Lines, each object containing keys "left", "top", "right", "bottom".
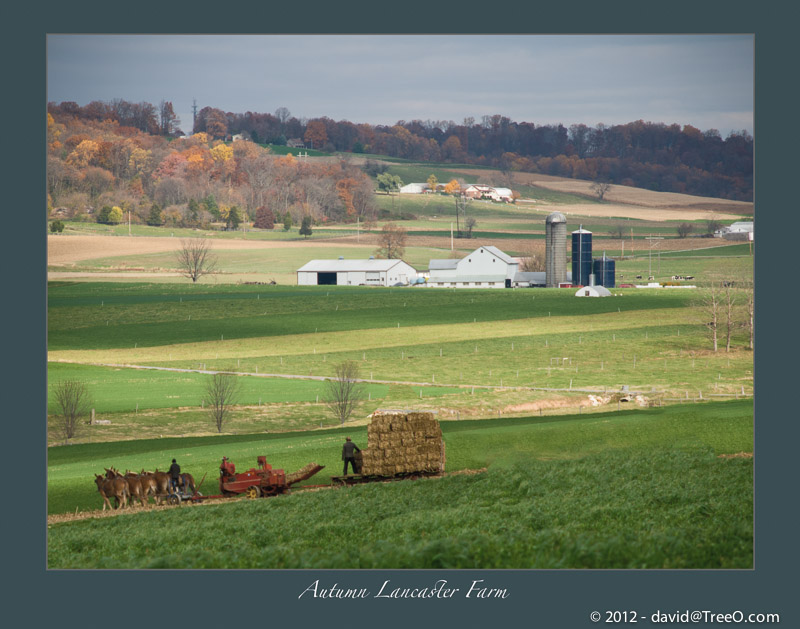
{"left": 169, "top": 458, "right": 182, "bottom": 493}
{"left": 342, "top": 437, "right": 361, "bottom": 475}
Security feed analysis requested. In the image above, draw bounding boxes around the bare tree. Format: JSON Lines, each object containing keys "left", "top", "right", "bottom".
{"left": 176, "top": 237, "right": 217, "bottom": 283}
{"left": 51, "top": 379, "right": 92, "bottom": 443}
{"left": 375, "top": 223, "right": 407, "bottom": 259}
{"left": 608, "top": 225, "right": 626, "bottom": 240}
{"left": 204, "top": 372, "right": 240, "bottom": 433}
{"left": 722, "top": 281, "right": 737, "bottom": 352}
{"left": 743, "top": 281, "right": 754, "bottom": 350}
{"left": 590, "top": 180, "right": 611, "bottom": 200}
{"left": 519, "top": 242, "right": 546, "bottom": 272}
{"left": 677, "top": 223, "right": 695, "bottom": 238}
{"left": 324, "top": 361, "right": 365, "bottom": 426}
{"left": 696, "top": 280, "right": 723, "bottom": 352}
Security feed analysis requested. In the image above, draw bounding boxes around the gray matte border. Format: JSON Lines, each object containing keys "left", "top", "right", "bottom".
{"left": 12, "top": 0, "right": 792, "bottom": 626}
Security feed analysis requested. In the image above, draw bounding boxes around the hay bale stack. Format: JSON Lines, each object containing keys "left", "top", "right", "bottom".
{"left": 360, "top": 410, "right": 445, "bottom": 477}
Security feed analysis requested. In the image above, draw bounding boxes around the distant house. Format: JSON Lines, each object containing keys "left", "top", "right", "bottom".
{"left": 463, "top": 185, "right": 514, "bottom": 203}
{"left": 287, "top": 138, "right": 306, "bottom": 148}
{"left": 297, "top": 257, "right": 418, "bottom": 287}
{"left": 714, "top": 221, "right": 754, "bottom": 240}
{"left": 231, "top": 133, "right": 250, "bottom": 142}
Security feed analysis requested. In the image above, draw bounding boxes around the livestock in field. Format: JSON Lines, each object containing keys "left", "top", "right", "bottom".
{"left": 94, "top": 474, "right": 129, "bottom": 511}
{"left": 105, "top": 467, "right": 147, "bottom": 507}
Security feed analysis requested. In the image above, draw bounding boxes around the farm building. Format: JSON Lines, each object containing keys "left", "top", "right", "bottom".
{"left": 427, "top": 245, "right": 541, "bottom": 288}
{"left": 462, "top": 185, "right": 514, "bottom": 202}
{"left": 399, "top": 182, "right": 431, "bottom": 194}
{"left": 297, "top": 257, "right": 418, "bottom": 287}
{"left": 575, "top": 284, "right": 612, "bottom": 297}
{"left": 715, "top": 221, "right": 754, "bottom": 241}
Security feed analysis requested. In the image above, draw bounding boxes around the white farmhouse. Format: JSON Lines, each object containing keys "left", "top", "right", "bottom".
{"left": 297, "top": 257, "right": 418, "bottom": 287}
{"left": 463, "top": 185, "right": 514, "bottom": 202}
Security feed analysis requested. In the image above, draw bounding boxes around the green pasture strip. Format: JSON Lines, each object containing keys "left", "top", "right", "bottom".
{"left": 615, "top": 253, "right": 753, "bottom": 285}
{"left": 46, "top": 362, "right": 411, "bottom": 413}
{"left": 47, "top": 305, "right": 694, "bottom": 365}
{"left": 47, "top": 283, "right": 692, "bottom": 350}
{"left": 654, "top": 243, "right": 753, "bottom": 258}
{"left": 382, "top": 165, "right": 480, "bottom": 185}
{"left": 46, "top": 400, "right": 753, "bottom": 517}
{"left": 47, "top": 402, "right": 753, "bottom": 568}
{"left": 48, "top": 318, "right": 751, "bottom": 419}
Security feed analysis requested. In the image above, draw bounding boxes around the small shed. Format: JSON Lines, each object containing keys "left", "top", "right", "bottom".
{"left": 575, "top": 285, "right": 612, "bottom": 297}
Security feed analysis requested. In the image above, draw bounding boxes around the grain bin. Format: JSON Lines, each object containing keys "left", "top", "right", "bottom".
{"left": 545, "top": 212, "right": 567, "bottom": 287}
{"left": 571, "top": 227, "right": 593, "bottom": 286}
{"left": 593, "top": 254, "right": 615, "bottom": 288}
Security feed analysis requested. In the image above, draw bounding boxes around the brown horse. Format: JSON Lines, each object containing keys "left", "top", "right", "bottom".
{"left": 94, "top": 474, "right": 129, "bottom": 510}
{"left": 141, "top": 469, "right": 172, "bottom": 502}
{"left": 178, "top": 473, "right": 196, "bottom": 494}
{"left": 118, "top": 471, "right": 148, "bottom": 507}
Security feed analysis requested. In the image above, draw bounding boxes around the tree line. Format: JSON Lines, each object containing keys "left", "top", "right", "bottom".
{"left": 46, "top": 107, "right": 375, "bottom": 229}
{"left": 48, "top": 99, "right": 753, "bottom": 207}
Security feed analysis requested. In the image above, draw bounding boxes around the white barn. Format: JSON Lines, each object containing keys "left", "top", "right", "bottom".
{"left": 399, "top": 183, "right": 430, "bottom": 194}
{"left": 297, "top": 258, "right": 418, "bottom": 287}
{"left": 427, "top": 245, "right": 520, "bottom": 288}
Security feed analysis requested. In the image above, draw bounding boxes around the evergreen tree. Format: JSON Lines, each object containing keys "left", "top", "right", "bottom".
{"left": 299, "top": 215, "right": 313, "bottom": 239}
{"left": 147, "top": 203, "right": 163, "bottom": 226}
{"left": 227, "top": 205, "right": 242, "bottom": 231}
{"left": 96, "top": 205, "right": 112, "bottom": 224}
{"left": 283, "top": 213, "right": 293, "bottom": 231}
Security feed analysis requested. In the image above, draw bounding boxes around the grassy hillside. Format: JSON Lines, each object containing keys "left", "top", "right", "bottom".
{"left": 47, "top": 400, "right": 753, "bottom": 568}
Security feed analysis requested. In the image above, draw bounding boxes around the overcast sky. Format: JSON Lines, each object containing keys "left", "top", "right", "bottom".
{"left": 47, "top": 34, "right": 754, "bottom": 137}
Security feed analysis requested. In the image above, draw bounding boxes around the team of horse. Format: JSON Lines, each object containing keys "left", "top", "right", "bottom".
{"left": 93, "top": 467, "right": 196, "bottom": 510}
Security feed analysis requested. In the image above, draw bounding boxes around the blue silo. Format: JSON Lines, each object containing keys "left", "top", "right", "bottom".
{"left": 571, "top": 227, "right": 593, "bottom": 286}
{"left": 593, "top": 254, "right": 616, "bottom": 288}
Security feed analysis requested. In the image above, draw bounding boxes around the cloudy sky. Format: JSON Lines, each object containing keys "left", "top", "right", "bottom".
{"left": 47, "top": 34, "right": 753, "bottom": 137}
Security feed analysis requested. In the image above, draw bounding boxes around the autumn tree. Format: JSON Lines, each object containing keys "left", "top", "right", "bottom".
{"left": 51, "top": 379, "right": 92, "bottom": 443}
{"left": 427, "top": 173, "right": 439, "bottom": 192}
{"left": 375, "top": 223, "right": 407, "bottom": 259}
{"left": 158, "top": 100, "right": 181, "bottom": 136}
{"left": 324, "top": 361, "right": 365, "bottom": 426}
{"left": 204, "top": 372, "right": 240, "bottom": 433}
{"left": 304, "top": 120, "right": 328, "bottom": 149}
{"left": 175, "top": 237, "right": 217, "bottom": 282}
{"left": 108, "top": 206, "right": 123, "bottom": 225}
{"left": 254, "top": 206, "right": 276, "bottom": 229}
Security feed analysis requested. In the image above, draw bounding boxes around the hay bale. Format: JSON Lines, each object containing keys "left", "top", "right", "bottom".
{"left": 361, "top": 409, "right": 445, "bottom": 477}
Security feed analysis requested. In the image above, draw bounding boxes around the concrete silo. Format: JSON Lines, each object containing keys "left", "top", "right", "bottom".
{"left": 545, "top": 212, "right": 567, "bottom": 287}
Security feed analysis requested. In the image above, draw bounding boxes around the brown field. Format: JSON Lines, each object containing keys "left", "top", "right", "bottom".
{"left": 449, "top": 169, "right": 752, "bottom": 221}
{"left": 47, "top": 234, "right": 369, "bottom": 266}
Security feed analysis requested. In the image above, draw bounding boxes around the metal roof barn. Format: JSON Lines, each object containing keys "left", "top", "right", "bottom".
{"left": 297, "top": 258, "right": 418, "bottom": 287}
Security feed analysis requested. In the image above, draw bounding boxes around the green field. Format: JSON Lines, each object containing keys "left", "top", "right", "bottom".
{"left": 47, "top": 400, "right": 753, "bottom": 568}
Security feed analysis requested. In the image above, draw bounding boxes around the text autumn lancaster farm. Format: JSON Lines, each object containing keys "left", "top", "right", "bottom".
{"left": 298, "top": 579, "right": 509, "bottom": 600}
